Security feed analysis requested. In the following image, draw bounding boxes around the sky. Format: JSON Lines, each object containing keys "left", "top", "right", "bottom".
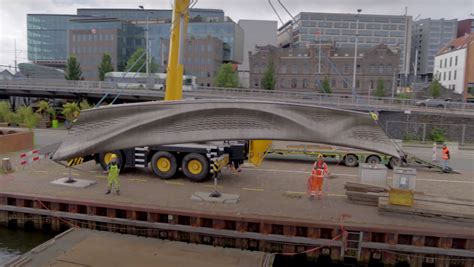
{"left": 0, "top": 0, "right": 473, "bottom": 70}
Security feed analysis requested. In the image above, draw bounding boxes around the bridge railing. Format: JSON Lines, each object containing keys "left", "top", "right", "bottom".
{"left": 2, "top": 79, "right": 474, "bottom": 114}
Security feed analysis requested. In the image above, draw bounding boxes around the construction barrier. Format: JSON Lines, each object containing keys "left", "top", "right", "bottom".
{"left": 19, "top": 149, "right": 45, "bottom": 167}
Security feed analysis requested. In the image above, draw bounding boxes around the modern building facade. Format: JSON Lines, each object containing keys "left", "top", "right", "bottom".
{"left": 161, "top": 36, "right": 224, "bottom": 86}
{"left": 249, "top": 43, "right": 399, "bottom": 94}
{"left": 412, "top": 18, "right": 457, "bottom": 82}
{"left": 277, "top": 12, "right": 411, "bottom": 80}
{"left": 237, "top": 20, "right": 278, "bottom": 88}
{"left": 27, "top": 14, "right": 86, "bottom": 68}
{"left": 27, "top": 8, "right": 244, "bottom": 81}
{"left": 434, "top": 33, "right": 474, "bottom": 98}
{"left": 457, "top": 19, "right": 474, "bottom": 37}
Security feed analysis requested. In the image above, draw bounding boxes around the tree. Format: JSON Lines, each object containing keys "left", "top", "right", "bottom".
{"left": 261, "top": 61, "right": 276, "bottom": 90}
{"left": 62, "top": 102, "right": 81, "bottom": 122}
{"left": 374, "top": 78, "right": 385, "bottom": 97}
{"left": 98, "top": 53, "right": 114, "bottom": 81}
{"left": 430, "top": 79, "right": 441, "bottom": 99}
{"left": 125, "top": 48, "right": 158, "bottom": 73}
{"left": 65, "top": 56, "right": 82, "bottom": 80}
{"left": 214, "top": 63, "right": 239, "bottom": 88}
{"left": 321, "top": 77, "right": 332, "bottom": 94}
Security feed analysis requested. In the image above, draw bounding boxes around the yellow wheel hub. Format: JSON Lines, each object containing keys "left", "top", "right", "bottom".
{"left": 104, "top": 153, "right": 115, "bottom": 165}
{"left": 157, "top": 157, "right": 171, "bottom": 172}
{"left": 188, "top": 159, "right": 203, "bottom": 175}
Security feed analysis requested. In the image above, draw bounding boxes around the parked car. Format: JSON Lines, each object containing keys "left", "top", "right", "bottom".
{"left": 415, "top": 98, "right": 448, "bottom": 108}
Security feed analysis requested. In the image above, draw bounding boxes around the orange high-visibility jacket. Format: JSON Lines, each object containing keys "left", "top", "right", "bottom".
{"left": 312, "top": 162, "right": 328, "bottom": 177}
{"left": 442, "top": 147, "right": 450, "bottom": 160}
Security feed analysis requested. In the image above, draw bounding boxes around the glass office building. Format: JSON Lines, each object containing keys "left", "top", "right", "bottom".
{"left": 412, "top": 18, "right": 457, "bottom": 81}
{"left": 27, "top": 14, "right": 82, "bottom": 67}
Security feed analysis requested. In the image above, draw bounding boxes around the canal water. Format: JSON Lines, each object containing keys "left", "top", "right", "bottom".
{"left": 0, "top": 226, "right": 54, "bottom": 265}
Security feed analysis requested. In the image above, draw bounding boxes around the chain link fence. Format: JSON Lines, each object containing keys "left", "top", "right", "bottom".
{"left": 384, "top": 121, "right": 473, "bottom": 144}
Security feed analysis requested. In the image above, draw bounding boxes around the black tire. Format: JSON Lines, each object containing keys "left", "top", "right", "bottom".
{"left": 388, "top": 157, "right": 401, "bottom": 169}
{"left": 182, "top": 153, "right": 210, "bottom": 182}
{"left": 98, "top": 150, "right": 124, "bottom": 171}
{"left": 344, "top": 154, "right": 359, "bottom": 167}
{"left": 150, "top": 151, "right": 177, "bottom": 179}
{"left": 366, "top": 155, "right": 381, "bottom": 165}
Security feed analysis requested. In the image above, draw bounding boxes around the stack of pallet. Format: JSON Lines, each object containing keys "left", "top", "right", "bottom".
{"left": 344, "top": 182, "right": 388, "bottom": 206}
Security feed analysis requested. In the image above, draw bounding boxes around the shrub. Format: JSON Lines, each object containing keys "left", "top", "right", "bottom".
{"left": 429, "top": 128, "right": 446, "bottom": 143}
{"left": 0, "top": 101, "right": 12, "bottom": 122}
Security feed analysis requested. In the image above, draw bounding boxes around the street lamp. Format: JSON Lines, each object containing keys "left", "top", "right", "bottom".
{"left": 139, "top": 5, "right": 149, "bottom": 75}
{"left": 352, "top": 9, "right": 362, "bottom": 96}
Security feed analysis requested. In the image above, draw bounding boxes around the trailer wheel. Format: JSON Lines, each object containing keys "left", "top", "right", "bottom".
{"left": 388, "top": 157, "right": 401, "bottom": 169}
{"left": 151, "top": 151, "right": 177, "bottom": 179}
{"left": 344, "top": 154, "right": 358, "bottom": 167}
{"left": 182, "top": 153, "right": 209, "bottom": 182}
{"left": 98, "top": 150, "right": 124, "bottom": 171}
{"left": 366, "top": 155, "right": 381, "bottom": 165}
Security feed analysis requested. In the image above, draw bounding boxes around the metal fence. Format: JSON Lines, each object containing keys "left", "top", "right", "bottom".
{"left": 384, "top": 121, "right": 473, "bottom": 144}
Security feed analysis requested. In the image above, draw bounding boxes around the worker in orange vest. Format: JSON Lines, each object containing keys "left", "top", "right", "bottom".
{"left": 441, "top": 144, "right": 450, "bottom": 172}
{"left": 308, "top": 155, "right": 329, "bottom": 199}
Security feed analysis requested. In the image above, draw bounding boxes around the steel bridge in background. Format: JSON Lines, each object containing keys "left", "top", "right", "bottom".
{"left": 1, "top": 79, "right": 474, "bottom": 117}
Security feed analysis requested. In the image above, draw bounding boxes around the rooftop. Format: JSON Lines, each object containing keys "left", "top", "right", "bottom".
{"left": 437, "top": 33, "right": 474, "bottom": 56}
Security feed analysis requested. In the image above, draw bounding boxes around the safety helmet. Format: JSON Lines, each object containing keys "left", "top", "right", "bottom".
{"left": 110, "top": 154, "right": 117, "bottom": 160}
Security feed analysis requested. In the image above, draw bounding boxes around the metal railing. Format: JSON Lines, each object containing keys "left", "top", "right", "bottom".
{"left": 2, "top": 79, "right": 474, "bottom": 115}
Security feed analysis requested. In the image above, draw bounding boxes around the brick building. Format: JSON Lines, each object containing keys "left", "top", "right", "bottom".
{"left": 249, "top": 43, "right": 399, "bottom": 95}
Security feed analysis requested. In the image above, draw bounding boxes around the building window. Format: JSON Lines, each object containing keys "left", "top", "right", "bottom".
{"left": 444, "top": 58, "right": 447, "bottom": 68}
{"left": 343, "top": 64, "right": 350, "bottom": 74}
{"left": 443, "top": 72, "right": 446, "bottom": 81}
{"left": 385, "top": 64, "right": 393, "bottom": 73}
{"left": 369, "top": 64, "right": 376, "bottom": 73}
{"left": 439, "top": 60, "right": 442, "bottom": 69}
{"left": 455, "top": 56, "right": 458, "bottom": 66}
{"left": 378, "top": 64, "right": 384, "bottom": 74}
{"left": 302, "top": 79, "right": 308, "bottom": 88}
{"left": 343, "top": 81, "right": 348, "bottom": 89}
{"left": 303, "top": 63, "right": 309, "bottom": 74}
{"left": 450, "top": 57, "right": 452, "bottom": 67}
{"left": 292, "top": 64, "right": 298, "bottom": 74}
{"left": 448, "top": 71, "right": 451, "bottom": 80}
{"left": 356, "top": 80, "right": 360, "bottom": 89}
{"left": 254, "top": 64, "right": 260, "bottom": 73}
{"left": 331, "top": 79, "right": 336, "bottom": 87}
{"left": 254, "top": 79, "right": 260, "bottom": 88}
{"left": 291, "top": 79, "right": 297, "bottom": 88}
{"left": 280, "top": 64, "right": 287, "bottom": 74}
{"left": 370, "top": 80, "right": 374, "bottom": 89}
{"left": 280, "top": 79, "right": 285, "bottom": 88}
{"left": 454, "top": 70, "right": 457, "bottom": 80}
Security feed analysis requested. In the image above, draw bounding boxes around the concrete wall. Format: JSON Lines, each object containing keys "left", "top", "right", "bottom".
{"left": 379, "top": 111, "right": 474, "bottom": 144}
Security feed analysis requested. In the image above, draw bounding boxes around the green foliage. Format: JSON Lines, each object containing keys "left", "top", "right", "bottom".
{"left": 98, "top": 53, "right": 114, "bottom": 81}
{"left": 0, "top": 101, "right": 12, "bottom": 122}
{"left": 261, "top": 61, "right": 276, "bottom": 90}
{"left": 5, "top": 112, "right": 21, "bottom": 125}
{"left": 321, "top": 77, "right": 332, "bottom": 94}
{"left": 24, "top": 113, "right": 41, "bottom": 131}
{"left": 79, "top": 99, "right": 92, "bottom": 110}
{"left": 429, "top": 80, "right": 441, "bottom": 99}
{"left": 62, "top": 102, "right": 81, "bottom": 122}
{"left": 374, "top": 79, "right": 385, "bottom": 97}
{"left": 65, "top": 56, "right": 83, "bottom": 80}
{"left": 16, "top": 106, "right": 34, "bottom": 123}
{"left": 429, "top": 128, "right": 446, "bottom": 143}
{"left": 214, "top": 63, "right": 239, "bottom": 88}
{"left": 396, "top": 93, "right": 411, "bottom": 99}
{"left": 125, "top": 48, "right": 158, "bottom": 73}
{"left": 403, "top": 133, "right": 418, "bottom": 142}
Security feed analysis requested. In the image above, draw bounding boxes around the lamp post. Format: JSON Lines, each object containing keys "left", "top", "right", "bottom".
{"left": 352, "top": 9, "right": 362, "bottom": 96}
{"left": 139, "top": 5, "right": 149, "bottom": 75}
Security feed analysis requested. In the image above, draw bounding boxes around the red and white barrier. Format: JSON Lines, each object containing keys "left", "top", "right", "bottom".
{"left": 19, "top": 149, "right": 44, "bottom": 166}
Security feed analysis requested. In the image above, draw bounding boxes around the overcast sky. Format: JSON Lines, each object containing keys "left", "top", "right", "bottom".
{"left": 0, "top": 0, "right": 473, "bottom": 70}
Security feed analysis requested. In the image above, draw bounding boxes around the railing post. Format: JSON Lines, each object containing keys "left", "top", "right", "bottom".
{"left": 461, "top": 124, "right": 466, "bottom": 145}
{"left": 422, "top": 123, "right": 427, "bottom": 143}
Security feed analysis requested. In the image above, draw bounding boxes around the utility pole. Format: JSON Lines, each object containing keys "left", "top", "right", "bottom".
{"left": 413, "top": 48, "right": 418, "bottom": 89}
{"left": 352, "top": 9, "right": 362, "bottom": 96}
{"left": 392, "top": 71, "right": 396, "bottom": 99}
{"left": 317, "top": 30, "right": 322, "bottom": 74}
{"left": 139, "top": 6, "right": 149, "bottom": 75}
{"left": 14, "top": 39, "right": 17, "bottom": 73}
